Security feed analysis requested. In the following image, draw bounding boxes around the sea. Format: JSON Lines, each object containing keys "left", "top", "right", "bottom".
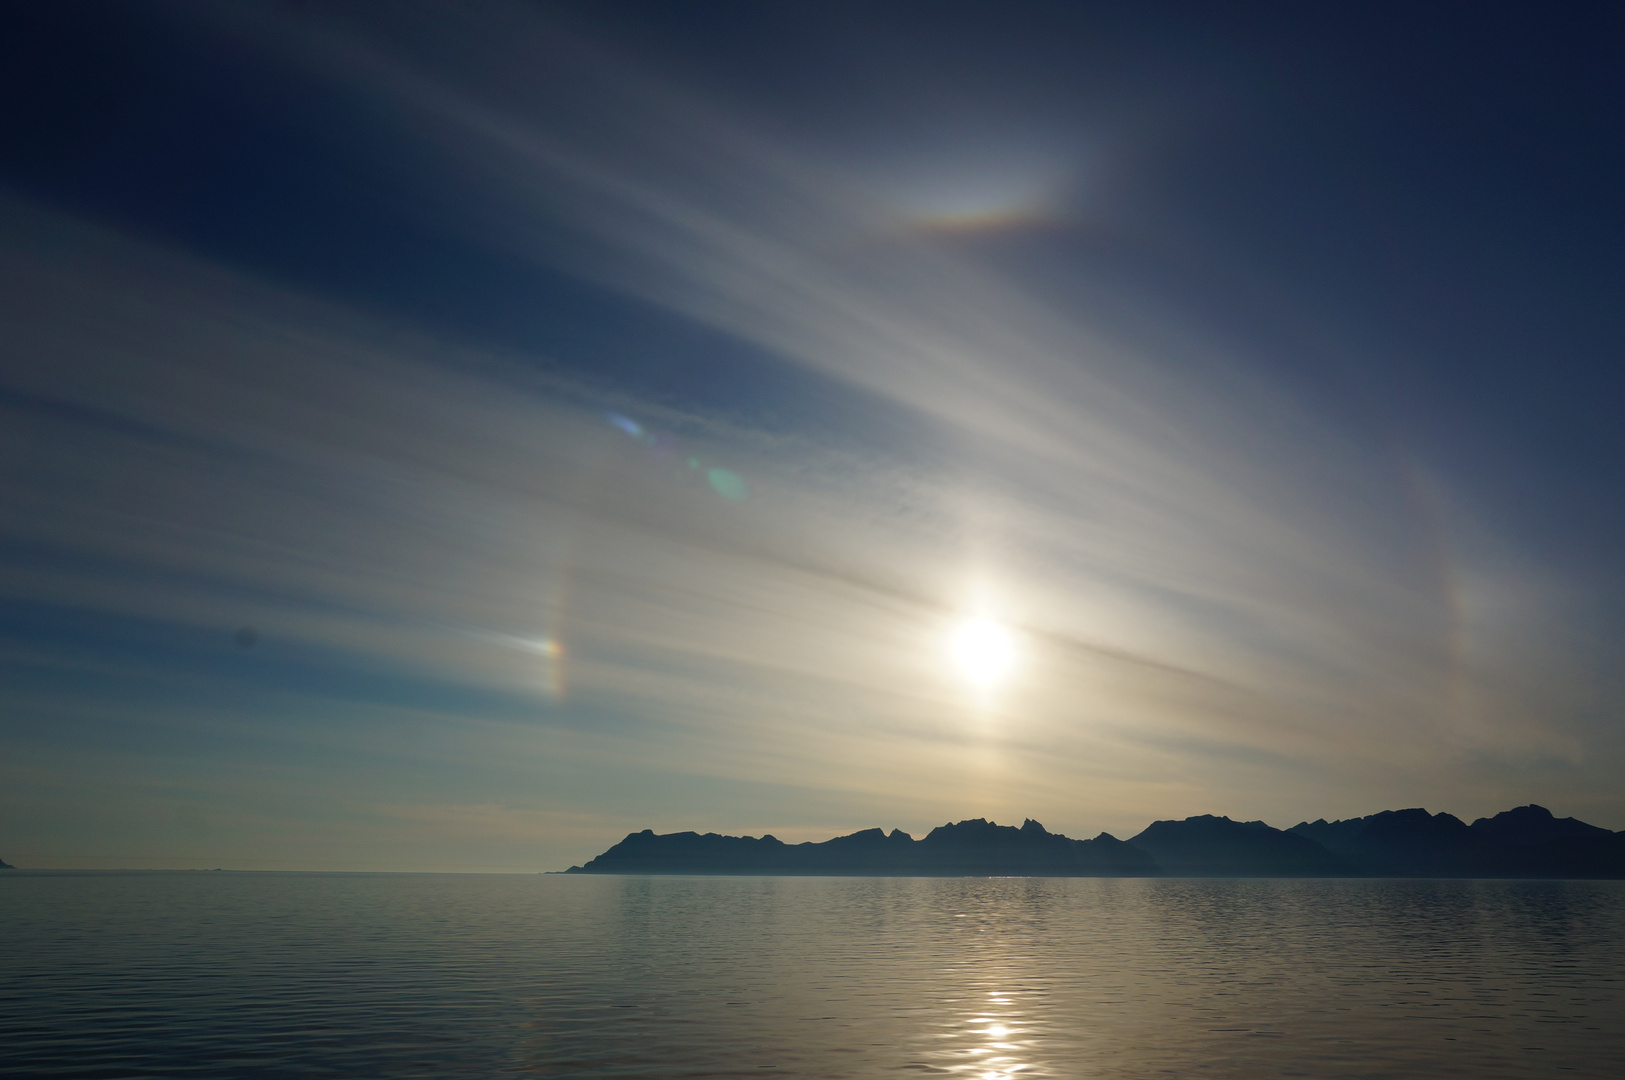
{"left": 3, "top": 872, "right": 1623, "bottom": 1078}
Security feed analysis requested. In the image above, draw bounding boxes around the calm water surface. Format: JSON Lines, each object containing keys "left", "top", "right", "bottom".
{"left": 4, "top": 873, "right": 1623, "bottom": 1078}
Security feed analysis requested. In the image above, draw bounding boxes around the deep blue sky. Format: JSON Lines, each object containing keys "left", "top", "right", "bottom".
{"left": 2, "top": 2, "right": 1622, "bottom": 869}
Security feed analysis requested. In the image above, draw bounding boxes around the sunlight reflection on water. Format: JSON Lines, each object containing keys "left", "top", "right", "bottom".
{"left": 4, "top": 873, "right": 1624, "bottom": 1078}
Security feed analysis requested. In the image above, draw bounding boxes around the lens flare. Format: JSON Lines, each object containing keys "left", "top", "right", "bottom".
{"left": 707, "top": 467, "right": 749, "bottom": 501}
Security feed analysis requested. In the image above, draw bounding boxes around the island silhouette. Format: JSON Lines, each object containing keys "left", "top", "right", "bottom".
{"left": 566, "top": 805, "right": 1625, "bottom": 877}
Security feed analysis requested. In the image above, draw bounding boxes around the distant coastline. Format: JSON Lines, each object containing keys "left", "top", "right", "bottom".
{"left": 565, "top": 805, "right": 1625, "bottom": 878}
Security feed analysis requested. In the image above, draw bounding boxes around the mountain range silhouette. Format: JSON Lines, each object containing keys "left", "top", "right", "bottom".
{"left": 566, "top": 805, "right": 1625, "bottom": 877}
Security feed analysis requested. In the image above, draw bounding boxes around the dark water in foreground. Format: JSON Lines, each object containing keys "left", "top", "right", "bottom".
{"left": 4, "top": 874, "right": 1623, "bottom": 1078}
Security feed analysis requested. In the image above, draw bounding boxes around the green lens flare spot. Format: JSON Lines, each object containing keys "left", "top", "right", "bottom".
{"left": 707, "top": 468, "right": 748, "bottom": 501}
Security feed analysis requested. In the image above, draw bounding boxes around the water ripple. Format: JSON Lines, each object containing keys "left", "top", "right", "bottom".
{"left": 4, "top": 873, "right": 1623, "bottom": 1078}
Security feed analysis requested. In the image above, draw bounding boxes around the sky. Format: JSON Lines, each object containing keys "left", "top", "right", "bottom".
{"left": 2, "top": 1, "right": 1623, "bottom": 871}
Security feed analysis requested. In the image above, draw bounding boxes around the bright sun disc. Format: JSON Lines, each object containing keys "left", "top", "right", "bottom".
{"left": 950, "top": 617, "right": 1015, "bottom": 687}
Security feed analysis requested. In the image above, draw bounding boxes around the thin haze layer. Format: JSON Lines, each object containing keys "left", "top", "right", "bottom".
{"left": 0, "top": 2, "right": 1620, "bottom": 870}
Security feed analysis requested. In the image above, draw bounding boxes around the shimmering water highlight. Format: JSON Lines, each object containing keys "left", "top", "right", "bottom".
{"left": 4, "top": 873, "right": 1622, "bottom": 1078}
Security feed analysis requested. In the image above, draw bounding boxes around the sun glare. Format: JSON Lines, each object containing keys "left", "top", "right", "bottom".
{"left": 950, "top": 616, "right": 1016, "bottom": 687}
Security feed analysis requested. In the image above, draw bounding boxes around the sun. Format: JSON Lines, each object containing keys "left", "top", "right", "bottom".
{"left": 949, "top": 616, "right": 1016, "bottom": 687}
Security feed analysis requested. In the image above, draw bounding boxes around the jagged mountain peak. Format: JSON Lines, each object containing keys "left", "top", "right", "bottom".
{"left": 1470, "top": 804, "right": 1611, "bottom": 846}
{"left": 567, "top": 807, "right": 1622, "bottom": 878}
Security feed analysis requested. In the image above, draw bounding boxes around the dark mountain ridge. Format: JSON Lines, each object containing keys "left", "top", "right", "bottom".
{"left": 1130, "top": 815, "right": 1351, "bottom": 876}
{"left": 566, "top": 805, "right": 1624, "bottom": 877}
{"left": 1289, "top": 804, "right": 1625, "bottom": 877}
{"left": 571, "top": 817, "right": 1154, "bottom": 876}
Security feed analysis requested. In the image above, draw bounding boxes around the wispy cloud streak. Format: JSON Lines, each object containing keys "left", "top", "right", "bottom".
{"left": 1, "top": 2, "right": 1619, "bottom": 868}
